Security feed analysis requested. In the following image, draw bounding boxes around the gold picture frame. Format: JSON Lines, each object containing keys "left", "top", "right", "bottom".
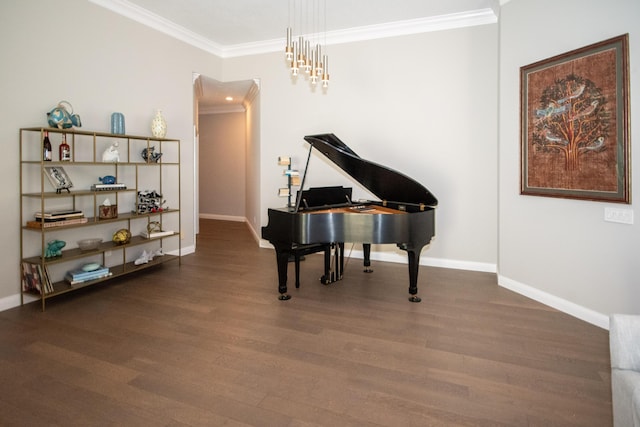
{"left": 520, "top": 34, "right": 630, "bottom": 203}
{"left": 43, "top": 166, "right": 73, "bottom": 194}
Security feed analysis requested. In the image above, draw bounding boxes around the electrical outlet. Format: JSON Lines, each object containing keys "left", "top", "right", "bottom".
{"left": 604, "top": 207, "right": 634, "bottom": 224}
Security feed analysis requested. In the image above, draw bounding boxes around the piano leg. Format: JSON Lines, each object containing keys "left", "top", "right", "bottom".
{"left": 338, "top": 243, "right": 345, "bottom": 279}
{"left": 294, "top": 252, "right": 302, "bottom": 289}
{"left": 321, "top": 245, "right": 332, "bottom": 284}
{"left": 273, "top": 245, "right": 292, "bottom": 300}
{"left": 406, "top": 247, "right": 423, "bottom": 303}
{"left": 363, "top": 243, "right": 373, "bottom": 273}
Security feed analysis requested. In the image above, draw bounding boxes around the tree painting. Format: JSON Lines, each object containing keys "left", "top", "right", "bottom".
{"left": 532, "top": 74, "right": 608, "bottom": 172}
{"left": 521, "top": 35, "right": 629, "bottom": 203}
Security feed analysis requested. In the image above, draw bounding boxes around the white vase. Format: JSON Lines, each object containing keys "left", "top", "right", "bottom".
{"left": 151, "top": 109, "right": 167, "bottom": 138}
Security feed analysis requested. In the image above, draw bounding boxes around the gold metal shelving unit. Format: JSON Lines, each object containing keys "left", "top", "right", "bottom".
{"left": 19, "top": 127, "right": 181, "bottom": 310}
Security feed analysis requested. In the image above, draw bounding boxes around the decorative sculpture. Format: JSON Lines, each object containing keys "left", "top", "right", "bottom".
{"left": 45, "top": 240, "right": 66, "bottom": 258}
{"left": 99, "top": 175, "right": 117, "bottom": 185}
{"left": 102, "top": 141, "right": 120, "bottom": 162}
{"left": 134, "top": 248, "right": 164, "bottom": 265}
{"left": 112, "top": 228, "right": 131, "bottom": 245}
{"left": 141, "top": 146, "right": 162, "bottom": 163}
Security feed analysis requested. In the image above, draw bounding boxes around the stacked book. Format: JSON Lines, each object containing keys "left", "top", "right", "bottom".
{"left": 65, "top": 265, "right": 111, "bottom": 285}
{"left": 91, "top": 183, "right": 127, "bottom": 191}
{"left": 140, "top": 229, "right": 174, "bottom": 239}
{"left": 27, "top": 210, "right": 87, "bottom": 229}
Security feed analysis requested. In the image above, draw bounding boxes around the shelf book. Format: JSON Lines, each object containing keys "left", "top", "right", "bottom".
{"left": 21, "top": 262, "right": 53, "bottom": 294}
{"left": 140, "top": 230, "right": 174, "bottom": 239}
{"left": 35, "top": 209, "right": 84, "bottom": 221}
{"left": 26, "top": 217, "right": 88, "bottom": 229}
{"left": 65, "top": 266, "right": 111, "bottom": 285}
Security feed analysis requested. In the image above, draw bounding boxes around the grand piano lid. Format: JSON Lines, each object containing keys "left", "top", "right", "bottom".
{"left": 304, "top": 133, "right": 438, "bottom": 207}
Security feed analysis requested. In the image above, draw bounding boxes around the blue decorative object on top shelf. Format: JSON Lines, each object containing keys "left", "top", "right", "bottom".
{"left": 47, "top": 101, "right": 81, "bottom": 129}
{"left": 110, "top": 112, "right": 125, "bottom": 135}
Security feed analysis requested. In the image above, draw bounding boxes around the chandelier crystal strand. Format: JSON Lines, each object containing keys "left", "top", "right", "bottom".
{"left": 291, "top": 40, "right": 299, "bottom": 76}
{"left": 297, "top": 35, "right": 305, "bottom": 66}
{"left": 285, "top": 27, "right": 293, "bottom": 60}
{"left": 304, "top": 40, "right": 312, "bottom": 73}
{"left": 285, "top": 0, "right": 293, "bottom": 60}
{"left": 322, "top": 0, "right": 329, "bottom": 88}
{"left": 316, "top": 44, "right": 323, "bottom": 75}
{"left": 322, "top": 55, "right": 329, "bottom": 88}
{"left": 310, "top": 47, "right": 318, "bottom": 85}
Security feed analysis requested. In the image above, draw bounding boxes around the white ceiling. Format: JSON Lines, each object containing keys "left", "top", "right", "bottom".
{"left": 91, "top": 0, "right": 502, "bottom": 110}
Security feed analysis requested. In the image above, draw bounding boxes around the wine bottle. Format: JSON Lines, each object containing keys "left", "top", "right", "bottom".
{"left": 43, "top": 131, "right": 52, "bottom": 161}
{"left": 59, "top": 134, "right": 71, "bottom": 161}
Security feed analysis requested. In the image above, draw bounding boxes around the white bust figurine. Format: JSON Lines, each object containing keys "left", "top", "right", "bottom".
{"left": 102, "top": 141, "right": 120, "bottom": 162}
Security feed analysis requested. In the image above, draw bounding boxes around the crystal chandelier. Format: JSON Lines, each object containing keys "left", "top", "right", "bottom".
{"left": 285, "top": 0, "right": 329, "bottom": 89}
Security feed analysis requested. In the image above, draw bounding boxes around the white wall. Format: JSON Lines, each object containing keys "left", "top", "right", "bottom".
{"left": 245, "top": 88, "right": 262, "bottom": 240}
{"left": 0, "top": 0, "right": 221, "bottom": 308}
{"left": 198, "top": 112, "right": 246, "bottom": 220}
{"left": 498, "top": 0, "right": 640, "bottom": 327}
{"left": 223, "top": 24, "right": 499, "bottom": 271}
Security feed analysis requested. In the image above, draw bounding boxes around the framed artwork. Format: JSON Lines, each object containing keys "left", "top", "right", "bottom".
{"left": 520, "top": 34, "right": 630, "bottom": 203}
{"left": 43, "top": 166, "right": 73, "bottom": 193}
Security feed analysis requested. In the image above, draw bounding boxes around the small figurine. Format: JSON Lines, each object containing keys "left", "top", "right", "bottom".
{"left": 45, "top": 240, "right": 66, "bottom": 258}
{"left": 102, "top": 141, "right": 120, "bottom": 162}
{"left": 99, "top": 175, "right": 117, "bottom": 185}
{"left": 141, "top": 146, "right": 162, "bottom": 163}
{"left": 134, "top": 248, "right": 164, "bottom": 265}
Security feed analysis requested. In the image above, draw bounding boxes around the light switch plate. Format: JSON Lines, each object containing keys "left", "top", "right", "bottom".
{"left": 604, "top": 207, "right": 634, "bottom": 224}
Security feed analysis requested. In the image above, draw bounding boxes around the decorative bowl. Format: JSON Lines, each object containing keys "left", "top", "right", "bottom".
{"left": 77, "top": 238, "right": 102, "bottom": 251}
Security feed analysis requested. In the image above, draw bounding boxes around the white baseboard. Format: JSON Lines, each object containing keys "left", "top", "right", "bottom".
{"left": 1, "top": 249, "right": 195, "bottom": 313}
{"left": 199, "top": 213, "right": 245, "bottom": 222}
{"left": 258, "top": 241, "right": 606, "bottom": 329}
{"left": 498, "top": 274, "right": 609, "bottom": 330}
{"left": 4, "top": 235, "right": 607, "bottom": 331}
{"left": 168, "top": 244, "right": 195, "bottom": 256}
{"left": 258, "top": 240, "right": 496, "bottom": 273}
{"left": 0, "top": 294, "right": 27, "bottom": 312}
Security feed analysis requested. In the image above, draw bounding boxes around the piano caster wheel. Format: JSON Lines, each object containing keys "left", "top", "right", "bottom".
{"left": 363, "top": 267, "right": 373, "bottom": 273}
{"left": 279, "top": 294, "right": 292, "bottom": 301}
{"left": 320, "top": 276, "right": 330, "bottom": 285}
{"left": 408, "top": 295, "right": 422, "bottom": 303}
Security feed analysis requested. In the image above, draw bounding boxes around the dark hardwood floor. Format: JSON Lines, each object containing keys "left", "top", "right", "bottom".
{"left": 0, "top": 219, "right": 612, "bottom": 426}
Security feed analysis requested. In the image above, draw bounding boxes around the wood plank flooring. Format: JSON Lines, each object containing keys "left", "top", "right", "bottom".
{"left": 0, "top": 219, "right": 612, "bottom": 426}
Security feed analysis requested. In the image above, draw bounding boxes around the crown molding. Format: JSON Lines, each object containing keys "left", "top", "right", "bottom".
{"left": 243, "top": 80, "right": 260, "bottom": 108}
{"left": 89, "top": 0, "right": 226, "bottom": 56}
{"left": 90, "top": 0, "right": 497, "bottom": 58}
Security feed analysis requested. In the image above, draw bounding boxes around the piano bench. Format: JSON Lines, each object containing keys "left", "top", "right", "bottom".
{"left": 290, "top": 243, "right": 332, "bottom": 288}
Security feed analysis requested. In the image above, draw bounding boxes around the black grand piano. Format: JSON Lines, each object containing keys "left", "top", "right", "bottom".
{"left": 261, "top": 133, "right": 437, "bottom": 302}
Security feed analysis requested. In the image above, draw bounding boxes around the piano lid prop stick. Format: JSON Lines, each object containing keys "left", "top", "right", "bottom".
{"left": 294, "top": 142, "right": 314, "bottom": 212}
